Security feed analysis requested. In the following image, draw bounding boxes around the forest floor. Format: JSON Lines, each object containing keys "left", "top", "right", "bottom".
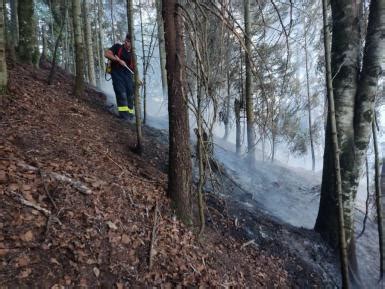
{"left": 0, "top": 60, "right": 330, "bottom": 288}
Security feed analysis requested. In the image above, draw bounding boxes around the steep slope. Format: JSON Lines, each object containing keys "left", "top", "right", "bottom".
{"left": 1, "top": 61, "right": 319, "bottom": 287}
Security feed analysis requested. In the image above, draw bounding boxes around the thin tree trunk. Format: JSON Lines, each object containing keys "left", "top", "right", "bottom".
{"left": 156, "top": 0, "right": 167, "bottom": 98}
{"left": 9, "top": 0, "right": 18, "bottom": 60}
{"left": 110, "top": 0, "right": 115, "bottom": 43}
{"left": 244, "top": 0, "right": 256, "bottom": 168}
{"left": 197, "top": 81, "right": 205, "bottom": 236}
{"left": 92, "top": 0, "right": 100, "bottom": 87}
{"left": 48, "top": 14, "right": 66, "bottom": 85}
{"left": 0, "top": 0, "right": 7, "bottom": 93}
{"left": 98, "top": 0, "right": 105, "bottom": 78}
{"left": 223, "top": 69, "right": 231, "bottom": 140}
{"left": 83, "top": 0, "right": 96, "bottom": 86}
{"left": 271, "top": 129, "right": 276, "bottom": 162}
{"left": 357, "top": 156, "right": 370, "bottom": 239}
{"left": 321, "top": 0, "right": 349, "bottom": 287}
{"left": 69, "top": 15, "right": 75, "bottom": 74}
{"left": 234, "top": 98, "right": 241, "bottom": 155}
{"left": 127, "top": 0, "right": 143, "bottom": 154}
{"left": 40, "top": 25, "right": 47, "bottom": 63}
{"left": 373, "top": 116, "right": 384, "bottom": 279}
{"left": 139, "top": 0, "right": 147, "bottom": 124}
{"left": 64, "top": 8, "right": 70, "bottom": 72}
{"left": 72, "top": 0, "right": 84, "bottom": 97}
{"left": 162, "top": 0, "right": 192, "bottom": 224}
{"left": 304, "top": 23, "right": 315, "bottom": 172}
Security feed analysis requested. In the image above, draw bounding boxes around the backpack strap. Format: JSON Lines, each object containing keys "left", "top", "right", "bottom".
{"left": 116, "top": 44, "right": 135, "bottom": 71}
{"left": 117, "top": 45, "right": 123, "bottom": 59}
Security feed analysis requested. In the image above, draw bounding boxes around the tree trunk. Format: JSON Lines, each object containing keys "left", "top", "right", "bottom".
{"left": 197, "top": 80, "right": 205, "bottom": 236}
{"left": 40, "top": 25, "right": 47, "bottom": 64}
{"left": 357, "top": 156, "right": 370, "bottom": 239}
{"left": 83, "top": 0, "right": 96, "bottom": 86}
{"left": 72, "top": 0, "right": 84, "bottom": 97}
{"left": 374, "top": 117, "right": 384, "bottom": 278}
{"left": 110, "top": 0, "right": 115, "bottom": 43}
{"left": 244, "top": 0, "right": 256, "bottom": 168}
{"left": 320, "top": 0, "right": 349, "bottom": 286}
{"left": 316, "top": 0, "right": 385, "bottom": 245}
{"left": 93, "top": 2, "right": 101, "bottom": 87}
{"left": 304, "top": 23, "right": 315, "bottom": 172}
{"left": 9, "top": 0, "right": 18, "bottom": 60}
{"left": 162, "top": 0, "right": 192, "bottom": 224}
{"left": 97, "top": 0, "right": 105, "bottom": 77}
{"left": 234, "top": 98, "right": 241, "bottom": 155}
{"left": 156, "top": 0, "right": 167, "bottom": 98}
{"left": 63, "top": 8, "right": 70, "bottom": 72}
{"left": 223, "top": 69, "right": 231, "bottom": 140}
{"left": 17, "top": 0, "right": 38, "bottom": 64}
{"left": 0, "top": 0, "right": 7, "bottom": 93}
{"left": 139, "top": 0, "right": 147, "bottom": 124}
{"left": 127, "top": 0, "right": 143, "bottom": 154}
{"left": 48, "top": 14, "right": 66, "bottom": 85}
{"left": 316, "top": 0, "right": 385, "bottom": 286}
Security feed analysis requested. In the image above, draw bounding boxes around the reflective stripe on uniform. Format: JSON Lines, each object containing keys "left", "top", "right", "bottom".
{"left": 118, "top": 106, "right": 129, "bottom": 112}
{"left": 118, "top": 106, "right": 134, "bottom": 114}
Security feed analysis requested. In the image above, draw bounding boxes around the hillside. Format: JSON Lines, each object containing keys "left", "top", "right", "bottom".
{"left": 0, "top": 61, "right": 324, "bottom": 287}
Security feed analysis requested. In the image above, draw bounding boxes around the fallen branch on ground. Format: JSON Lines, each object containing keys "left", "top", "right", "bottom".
{"left": 18, "top": 162, "right": 92, "bottom": 195}
{"left": 241, "top": 239, "right": 255, "bottom": 249}
{"left": 9, "top": 191, "right": 62, "bottom": 225}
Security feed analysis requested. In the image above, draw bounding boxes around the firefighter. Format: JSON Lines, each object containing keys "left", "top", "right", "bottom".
{"left": 104, "top": 33, "right": 137, "bottom": 121}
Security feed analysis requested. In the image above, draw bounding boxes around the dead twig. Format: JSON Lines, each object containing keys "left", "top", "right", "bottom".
{"left": 149, "top": 201, "right": 159, "bottom": 270}
{"left": 37, "top": 168, "right": 58, "bottom": 210}
{"left": 189, "top": 263, "right": 201, "bottom": 275}
{"left": 9, "top": 191, "right": 62, "bottom": 225}
{"left": 44, "top": 215, "right": 53, "bottom": 241}
{"left": 241, "top": 239, "right": 255, "bottom": 249}
{"left": 120, "top": 186, "right": 135, "bottom": 207}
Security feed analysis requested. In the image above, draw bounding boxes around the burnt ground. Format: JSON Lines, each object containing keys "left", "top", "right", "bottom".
{"left": 0, "top": 60, "right": 335, "bottom": 287}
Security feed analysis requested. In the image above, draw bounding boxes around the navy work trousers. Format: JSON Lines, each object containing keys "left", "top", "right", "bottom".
{"left": 111, "top": 68, "right": 134, "bottom": 118}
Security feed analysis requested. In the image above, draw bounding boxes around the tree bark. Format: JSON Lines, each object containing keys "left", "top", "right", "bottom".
{"left": 48, "top": 15, "right": 65, "bottom": 85}
{"left": 139, "top": 0, "right": 147, "bottom": 124}
{"left": 9, "top": 0, "right": 18, "bottom": 60}
{"left": 17, "top": 0, "right": 38, "bottom": 64}
{"left": 127, "top": 0, "right": 143, "bottom": 154}
{"left": 110, "top": 0, "right": 115, "bottom": 43}
{"left": 234, "top": 98, "right": 241, "bottom": 155}
{"left": 304, "top": 22, "right": 315, "bottom": 172}
{"left": 373, "top": 117, "right": 384, "bottom": 278}
{"left": 316, "top": 0, "right": 385, "bottom": 286}
{"left": 156, "top": 0, "right": 167, "bottom": 98}
{"left": 83, "top": 0, "right": 96, "bottom": 86}
{"left": 320, "top": 0, "right": 349, "bottom": 286}
{"left": 223, "top": 69, "right": 231, "bottom": 140}
{"left": 97, "top": 0, "right": 105, "bottom": 77}
{"left": 162, "top": 0, "right": 192, "bottom": 224}
{"left": 244, "top": 0, "right": 256, "bottom": 168}
{"left": 72, "top": 0, "right": 84, "bottom": 97}
{"left": 93, "top": 1, "right": 101, "bottom": 87}
{"left": 0, "top": 0, "right": 7, "bottom": 93}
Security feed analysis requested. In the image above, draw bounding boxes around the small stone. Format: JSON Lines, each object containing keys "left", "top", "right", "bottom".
{"left": 93, "top": 267, "right": 100, "bottom": 278}
{"left": 106, "top": 221, "right": 118, "bottom": 230}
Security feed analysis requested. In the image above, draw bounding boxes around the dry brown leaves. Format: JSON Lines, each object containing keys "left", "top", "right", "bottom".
{"left": 0, "top": 61, "right": 291, "bottom": 288}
